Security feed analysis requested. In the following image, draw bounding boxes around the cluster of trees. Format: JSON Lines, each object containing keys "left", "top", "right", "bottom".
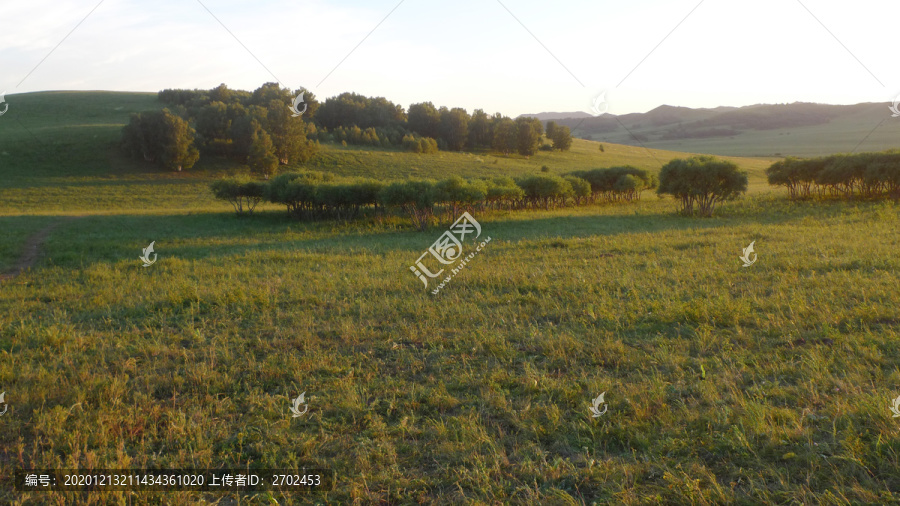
{"left": 123, "top": 83, "right": 320, "bottom": 176}
{"left": 211, "top": 168, "right": 657, "bottom": 228}
{"left": 121, "top": 109, "right": 200, "bottom": 171}
{"left": 328, "top": 125, "right": 400, "bottom": 148}
{"left": 766, "top": 151, "right": 900, "bottom": 199}
{"left": 125, "top": 84, "right": 577, "bottom": 176}
{"left": 489, "top": 116, "right": 547, "bottom": 156}
{"left": 320, "top": 98, "right": 567, "bottom": 155}
{"left": 545, "top": 121, "right": 574, "bottom": 151}
{"left": 567, "top": 166, "right": 659, "bottom": 203}
{"left": 657, "top": 156, "right": 748, "bottom": 216}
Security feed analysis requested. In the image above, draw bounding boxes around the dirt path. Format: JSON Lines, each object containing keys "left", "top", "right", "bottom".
{"left": 0, "top": 217, "right": 81, "bottom": 282}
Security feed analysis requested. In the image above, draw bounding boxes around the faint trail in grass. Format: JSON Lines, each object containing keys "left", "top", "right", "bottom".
{"left": 0, "top": 217, "right": 80, "bottom": 282}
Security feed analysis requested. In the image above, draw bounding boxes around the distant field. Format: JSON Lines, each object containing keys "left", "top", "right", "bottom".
{"left": 572, "top": 102, "right": 900, "bottom": 158}
{"left": 1, "top": 91, "right": 899, "bottom": 504}
{"left": 631, "top": 114, "right": 900, "bottom": 158}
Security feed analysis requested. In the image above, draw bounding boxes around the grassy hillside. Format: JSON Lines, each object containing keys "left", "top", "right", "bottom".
{"left": 559, "top": 102, "right": 900, "bottom": 157}
{"left": 1, "top": 91, "right": 899, "bottom": 504}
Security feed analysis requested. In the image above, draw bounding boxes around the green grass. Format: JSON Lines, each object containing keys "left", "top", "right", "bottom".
{"left": 1, "top": 91, "right": 899, "bottom": 504}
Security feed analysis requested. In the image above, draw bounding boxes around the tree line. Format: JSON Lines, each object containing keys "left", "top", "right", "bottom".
{"left": 122, "top": 83, "right": 574, "bottom": 173}
{"left": 766, "top": 150, "right": 900, "bottom": 199}
{"left": 211, "top": 165, "right": 658, "bottom": 229}
{"left": 318, "top": 93, "right": 572, "bottom": 155}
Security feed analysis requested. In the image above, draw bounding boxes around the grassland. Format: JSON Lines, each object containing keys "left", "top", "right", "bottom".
{"left": 0, "top": 92, "right": 899, "bottom": 504}
{"left": 574, "top": 102, "right": 900, "bottom": 158}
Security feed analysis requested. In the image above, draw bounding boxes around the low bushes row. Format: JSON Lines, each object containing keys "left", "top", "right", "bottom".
{"left": 766, "top": 150, "right": 900, "bottom": 199}
{"left": 211, "top": 167, "right": 657, "bottom": 227}
{"left": 567, "top": 166, "right": 659, "bottom": 203}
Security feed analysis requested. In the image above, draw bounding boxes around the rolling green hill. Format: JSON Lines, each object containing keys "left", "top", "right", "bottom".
{"left": 539, "top": 102, "right": 900, "bottom": 157}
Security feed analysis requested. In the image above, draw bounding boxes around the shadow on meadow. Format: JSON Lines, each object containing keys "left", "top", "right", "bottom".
{"left": 4, "top": 195, "right": 889, "bottom": 272}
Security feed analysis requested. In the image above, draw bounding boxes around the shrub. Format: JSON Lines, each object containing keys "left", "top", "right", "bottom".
{"left": 210, "top": 177, "right": 266, "bottom": 215}
{"left": 434, "top": 176, "right": 487, "bottom": 221}
{"left": 865, "top": 151, "right": 900, "bottom": 198}
{"left": 564, "top": 176, "right": 591, "bottom": 204}
{"left": 657, "top": 156, "right": 747, "bottom": 216}
{"left": 483, "top": 177, "right": 525, "bottom": 210}
{"left": 515, "top": 174, "right": 574, "bottom": 209}
{"left": 402, "top": 134, "right": 439, "bottom": 154}
{"left": 379, "top": 180, "right": 437, "bottom": 230}
{"left": 766, "top": 150, "right": 900, "bottom": 200}
{"left": 567, "top": 166, "right": 656, "bottom": 202}
{"left": 265, "top": 171, "right": 334, "bottom": 218}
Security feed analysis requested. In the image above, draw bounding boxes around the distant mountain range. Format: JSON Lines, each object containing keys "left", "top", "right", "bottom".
{"left": 520, "top": 102, "right": 900, "bottom": 157}
{"left": 520, "top": 111, "right": 594, "bottom": 121}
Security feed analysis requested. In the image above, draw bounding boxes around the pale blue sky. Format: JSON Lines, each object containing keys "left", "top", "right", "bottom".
{"left": 2, "top": 0, "right": 897, "bottom": 116}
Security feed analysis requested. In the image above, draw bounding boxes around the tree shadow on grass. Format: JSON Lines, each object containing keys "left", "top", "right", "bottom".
{"left": 6, "top": 196, "right": 889, "bottom": 269}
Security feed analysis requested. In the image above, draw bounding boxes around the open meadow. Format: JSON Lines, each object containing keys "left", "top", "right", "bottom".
{"left": 1, "top": 92, "right": 899, "bottom": 504}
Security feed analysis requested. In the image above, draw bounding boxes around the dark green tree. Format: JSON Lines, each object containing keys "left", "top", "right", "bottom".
{"left": 248, "top": 129, "right": 279, "bottom": 179}
{"left": 466, "top": 109, "right": 492, "bottom": 150}
{"left": 249, "top": 82, "right": 293, "bottom": 107}
{"left": 266, "top": 99, "right": 318, "bottom": 164}
{"left": 515, "top": 116, "right": 543, "bottom": 156}
{"left": 229, "top": 108, "right": 268, "bottom": 161}
{"left": 121, "top": 109, "right": 199, "bottom": 171}
{"left": 491, "top": 117, "right": 517, "bottom": 154}
{"left": 550, "top": 124, "right": 573, "bottom": 151}
{"left": 439, "top": 107, "right": 469, "bottom": 151}
{"left": 545, "top": 121, "right": 558, "bottom": 139}
{"left": 209, "top": 83, "right": 232, "bottom": 103}
{"left": 407, "top": 102, "right": 441, "bottom": 139}
{"left": 194, "top": 101, "right": 232, "bottom": 155}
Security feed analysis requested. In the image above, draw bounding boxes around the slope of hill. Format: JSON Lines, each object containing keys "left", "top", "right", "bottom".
{"left": 0, "top": 91, "right": 774, "bottom": 215}
{"left": 525, "top": 102, "right": 900, "bottom": 157}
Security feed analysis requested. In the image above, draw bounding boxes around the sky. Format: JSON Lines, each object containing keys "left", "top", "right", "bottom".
{"left": 2, "top": 0, "right": 898, "bottom": 117}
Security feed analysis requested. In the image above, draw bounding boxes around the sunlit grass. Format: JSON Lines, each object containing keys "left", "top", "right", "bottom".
{"left": 2, "top": 91, "right": 899, "bottom": 504}
{"left": 1, "top": 196, "right": 899, "bottom": 503}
